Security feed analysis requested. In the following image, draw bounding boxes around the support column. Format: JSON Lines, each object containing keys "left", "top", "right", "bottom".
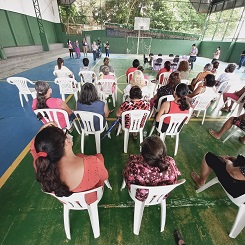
{"left": 0, "top": 44, "right": 7, "bottom": 59}
{"left": 32, "top": 0, "right": 49, "bottom": 51}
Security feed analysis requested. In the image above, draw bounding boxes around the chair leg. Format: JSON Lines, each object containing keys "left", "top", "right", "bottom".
{"left": 159, "top": 133, "right": 166, "bottom": 142}
{"left": 104, "top": 179, "right": 112, "bottom": 190}
{"left": 139, "top": 129, "right": 143, "bottom": 144}
{"left": 160, "top": 199, "right": 167, "bottom": 232}
{"left": 23, "top": 94, "right": 29, "bottom": 102}
{"left": 124, "top": 130, "right": 129, "bottom": 153}
{"left": 196, "top": 177, "right": 219, "bottom": 193}
{"left": 19, "top": 93, "right": 24, "bottom": 107}
{"left": 81, "top": 132, "right": 85, "bottom": 154}
{"left": 120, "top": 179, "right": 126, "bottom": 191}
{"left": 236, "top": 104, "right": 244, "bottom": 117}
{"left": 63, "top": 206, "right": 71, "bottom": 240}
{"left": 202, "top": 109, "right": 207, "bottom": 125}
{"left": 148, "top": 126, "right": 155, "bottom": 136}
{"left": 229, "top": 204, "right": 245, "bottom": 238}
{"left": 116, "top": 123, "right": 122, "bottom": 136}
{"left": 62, "top": 94, "right": 65, "bottom": 101}
{"left": 133, "top": 200, "right": 145, "bottom": 235}
{"left": 95, "top": 132, "right": 101, "bottom": 153}
{"left": 174, "top": 133, "right": 179, "bottom": 156}
{"left": 87, "top": 203, "right": 100, "bottom": 238}
{"left": 222, "top": 128, "right": 239, "bottom": 143}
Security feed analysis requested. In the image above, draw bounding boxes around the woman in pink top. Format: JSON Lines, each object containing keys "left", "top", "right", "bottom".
{"left": 32, "top": 81, "right": 74, "bottom": 129}
{"left": 155, "top": 83, "right": 190, "bottom": 132}
{"left": 31, "top": 124, "right": 108, "bottom": 204}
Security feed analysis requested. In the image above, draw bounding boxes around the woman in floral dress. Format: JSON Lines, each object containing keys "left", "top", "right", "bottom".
{"left": 123, "top": 135, "right": 181, "bottom": 201}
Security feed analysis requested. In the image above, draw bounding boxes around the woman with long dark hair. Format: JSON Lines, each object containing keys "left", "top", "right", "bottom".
{"left": 123, "top": 135, "right": 180, "bottom": 201}
{"left": 31, "top": 125, "right": 108, "bottom": 203}
{"left": 54, "top": 57, "right": 73, "bottom": 78}
{"left": 77, "top": 83, "right": 109, "bottom": 130}
{"left": 155, "top": 83, "right": 190, "bottom": 132}
{"left": 32, "top": 81, "right": 74, "bottom": 129}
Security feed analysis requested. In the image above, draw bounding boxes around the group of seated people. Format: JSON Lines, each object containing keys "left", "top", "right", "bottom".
{"left": 30, "top": 56, "right": 244, "bottom": 233}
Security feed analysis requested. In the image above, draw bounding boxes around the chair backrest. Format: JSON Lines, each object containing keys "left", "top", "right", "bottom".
{"left": 96, "top": 79, "right": 116, "bottom": 95}
{"left": 33, "top": 108, "right": 72, "bottom": 129}
{"left": 216, "top": 81, "right": 230, "bottom": 94}
{"left": 158, "top": 72, "right": 171, "bottom": 86}
{"left": 78, "top": 70, "right": 97, "bottom": 84}
{"left": 156, "top": 95, "right": 174, "bottom": 112}
{"left": 53, "top": 70, "right": 71, "bottom": 78}
{"left": 121, "top": 110, "right": 150, "bottom": 131}
{"left": 191, "top": 93, "right": 214, "bottom": 111}
{"left": 7, "top": 77, "right": 35, "bottom": 94}
{"left": 73, "top": 110, "right": 105, "bottom": 134}
{"left": 127, "top": 72, "right": 134, "bottom": 82}
{"left": 129, "top": 179, "right": 185, "bottom": 205}
{"left": 54, "top": 77, "right": 79, "bottom": 95}
{"left": 156, "top": 113, "right": 190, "bottom": 135}
{"left": 46, "top": 186, "right": 104, "bottom": 210}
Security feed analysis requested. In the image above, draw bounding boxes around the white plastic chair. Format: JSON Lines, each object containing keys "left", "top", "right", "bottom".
{"left": 96, "top": 79, "right": 117, "bottom": 107}
{"left": 7, "top": 77, "right": 36, "bottom": 107}
{"left": 196, "top": 177, "right": 245, "bottom": 238}
{"left": 116, "top": 110, "right": 150, "bottom": 153}
{"left": 127, "top": 72, "right": 134, "bottom": 83}
{"left": 54, "top": 77, "right": 81, "bottom": 101}
{"left": 180, "top": 79, "right": 191, "bottom": 85}
{"left": 123, "top": 179, "right": 186, "bottom": 235}
{"left": 149, "top": 95, "right": 174, "bottom": 118}
{"left": 123, "top": 91, "right": 151, "bottom": 102}
{"left": 45, "top": 186, "right": 104, "bottom": 239}
{"left": 53, "top": 70, "right": 74, "bottom": 78}
{"left": 149, "top": 113, "right": 190, "bottom": 156}
{"left": 213, "top": 82, "right": 230, "bottom": 109}
{"left": 78, "top": 70, "right": 97, "bottom": 84}
{"left": 73, "top": 111, "right": 111, "bottom": 154}
{"left": 190, "top": 93, "right": 215, "bottom": 125}
{"left": 33, "top": 108, "right": 72, "bottom": 130}
{"left": 153, "top": 72, "right": 171, "bottom": 94}
{"left": 222, "top": 126, "right": 244, "bottom": 143}
{"left": 220, "top": 91, "right": 245, "bottom": 117}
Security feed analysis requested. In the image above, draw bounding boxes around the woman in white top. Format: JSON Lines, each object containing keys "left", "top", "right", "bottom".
{"left": 54, "top": 58, "right": 73, "bottom": 78}
{"left": 188, "top": 74, "right": 217, "bottom": 105}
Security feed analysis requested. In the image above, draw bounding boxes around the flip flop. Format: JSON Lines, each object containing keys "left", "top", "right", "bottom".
{"left": 209, "top": 129, "right": 220, "bottom": 140}
{"left": 191, "top": 171, "right": 203, "bottom": 188}
{"left": 174, "top": 230, "right": 186, "bottom": 245}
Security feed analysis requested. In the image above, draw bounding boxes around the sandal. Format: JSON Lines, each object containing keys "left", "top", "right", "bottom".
{"left": 209, "top": 129, "right": 220, "bottom": 140}
{"left": 174, "top": 230, "right": 186, "bottom": 245}
{"left": 191, "top": 171, "right": 203, "bottom": 188}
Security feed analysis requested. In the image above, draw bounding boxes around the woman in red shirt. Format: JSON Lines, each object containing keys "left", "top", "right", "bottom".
{"left": 155, "top": 83, "right": 190, "bottom": 132}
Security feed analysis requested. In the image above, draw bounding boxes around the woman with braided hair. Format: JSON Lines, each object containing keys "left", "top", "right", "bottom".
{"left": 123, "top": 135, "right": 181, "bottom": 201}
{"left": 155, "top": 83, "right": 190, "bottom": 132}
{"left": 32, "top": 81, "right": 74, "bottom": 129}
{"left": 30, "top": 124, "right": 108, "bottom": 203}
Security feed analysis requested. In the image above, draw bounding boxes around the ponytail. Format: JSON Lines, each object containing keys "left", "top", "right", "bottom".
{"left": 178, "top": 96, "right": 190, "bottom": 111}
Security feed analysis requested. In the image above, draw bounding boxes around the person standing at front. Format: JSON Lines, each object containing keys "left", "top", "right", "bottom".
{"left": 104, "top": 41, "right": 110, "bottom": 57}
{"left": 189, "top": 44, "right": 198, "bottom": 71}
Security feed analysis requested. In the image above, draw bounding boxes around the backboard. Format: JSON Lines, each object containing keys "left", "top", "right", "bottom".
{"left": 134, "top": 17, "right": 150, "bottom": 31}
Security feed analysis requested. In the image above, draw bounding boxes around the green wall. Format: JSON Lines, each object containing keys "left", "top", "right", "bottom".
{"left": 0, "top": 9, "right": 64, "bottom": 47}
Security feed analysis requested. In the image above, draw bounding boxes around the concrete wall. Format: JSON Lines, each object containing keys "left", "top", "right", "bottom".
{"left": 0, "top": 0, "right": 60, "bottom": 23}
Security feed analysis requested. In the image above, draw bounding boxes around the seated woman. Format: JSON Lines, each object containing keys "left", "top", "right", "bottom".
{"left": 99, "top": 66, "right": 116, "bottom": 80}
{"left": 152, "top": 71, "right": 181, "bottom": 108}
{"left": 32, "top": 81, "right": 74, "bottom": 129}
{"left": 99, "top": 57, "right": 114, "bottom": 73}
{"left": 54, "top": 57, "right": 73, "bottom": 78}
{"left": 188, "top": 74, "right": 217, "bottom": 104}
{"left": 77, "top": 83, "right": 109, "bottom": 130}
{"left": 155, "top": 83, "right": 190, "bottom": 132}
{"left": 177, "top": 60, "right": 189, "bottom": 80}
{"left": 124, "top": 70, "right": 149, "bottom": 96}
{"left": 137, "top": 65, "right": 148, "bottom": 83}
{"left": 123, "top": 135, "right": 181, "bottom": 201}
{"left": 209, "top": 113, "right": 245, "bottom": 144}
{"left": 191, "top": 152, "right": 245, "bottom": 198}
{"left": 30, "top": 124, "right": 108, "bottom": 204}
{"left": 211, "top": 60, "right": 220, "bottom": 75}
{"left": 116, "top": 85, "right": 150, "bottom": 139}
{"left": 126, "top": 59, "right": 140, "bottom": 82}
{"left": 221, "top": 86, "right": 245, "bottom": 112}
{"left": 156, "top": 61, "right": 172, "bottom": 84}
